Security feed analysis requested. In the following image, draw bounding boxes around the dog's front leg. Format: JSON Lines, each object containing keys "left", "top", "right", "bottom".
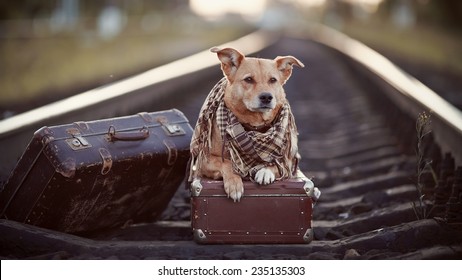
{"left": 222, "top": 162, "right": 244, "bottom": 202}
{"left": 201, "top": 155, "right": 244, "bottom": 202}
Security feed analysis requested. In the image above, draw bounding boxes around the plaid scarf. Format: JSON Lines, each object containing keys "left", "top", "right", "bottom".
{"left": 189, "top": 77, "right": 299, "bottom": 181}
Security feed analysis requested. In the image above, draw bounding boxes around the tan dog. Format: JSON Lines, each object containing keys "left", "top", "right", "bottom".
{"left": 190, "top": 47, "right": 306, "bottom": 202}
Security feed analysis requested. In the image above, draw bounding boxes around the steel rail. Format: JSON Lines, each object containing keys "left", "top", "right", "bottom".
{"left": 289, "top": 24, "right": 462, "bottom": 165}
{"left": 0, "top": 30, "right": 278, "bottom": 136}
{"left": 1, "top": 26, "right": 461, "bottom": 260}
{"left": 2, "top": 25, "right": 461, "bottom": 175}
{"left": 0, "top": 30, "right": 280, "bottom": 180}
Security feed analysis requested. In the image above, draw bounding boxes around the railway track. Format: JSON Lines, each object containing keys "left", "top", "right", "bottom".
{"left": 1, "top": 27, "right": 462, "bottom": 259}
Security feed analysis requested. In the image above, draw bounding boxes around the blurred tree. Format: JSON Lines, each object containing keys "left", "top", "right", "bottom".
{"left": 417, "top": 0, "right": 462, "bottom": 30}
{"left": 378, "top": 0, "right": 462, "bottom": 31}
{"left": 0, "top": 0, "right": 55, "bottom": 19}
{"left": 0, "top": 0, "right": 184, "bottom": 20}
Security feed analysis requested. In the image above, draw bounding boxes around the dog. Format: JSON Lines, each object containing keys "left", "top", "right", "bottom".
{"left": 189, "top": 47, "right": 319, "bottom": 202}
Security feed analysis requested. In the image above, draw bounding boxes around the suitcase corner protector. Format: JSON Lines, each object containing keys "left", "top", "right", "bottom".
{"left": 191, "top": 179, "right": 203, "bottom": 197}
{"left": 193, "top": 229, "right": 207, "bottom": 243}
{"left": 303, "top": 228, "right": 313, "bottom": 243}
{"left": 302, "top": 179, "right": 315, "bottom": 197}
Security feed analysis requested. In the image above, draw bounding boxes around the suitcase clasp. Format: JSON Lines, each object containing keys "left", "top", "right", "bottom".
{"left": 66, "top": 129, "right": 92, "bottom": 150}
{"left": 74, "top": 135, "right": 90, "bottom": 146}
{"left": 157, "top": 116, "right": 186, "bottom": 136}
{"left": 163, "top": 123, "right": 185, "bottom": 136}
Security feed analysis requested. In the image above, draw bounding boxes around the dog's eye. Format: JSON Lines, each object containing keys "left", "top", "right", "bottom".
{"left": 244, "top": 77, "right": 255, "bottom": 84}
{"left": 269, "top": 77, "right": 277, "bottom": 83}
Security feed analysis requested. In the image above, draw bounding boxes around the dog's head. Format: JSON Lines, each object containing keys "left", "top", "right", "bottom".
{"left": 211, "top": 47, "right": 304, "bottom": 123}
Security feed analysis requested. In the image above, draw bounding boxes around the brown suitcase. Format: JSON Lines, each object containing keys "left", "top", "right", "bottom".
{"left": 0, "top": 109, "right": 193, "bottom": 233}
{"left": 190, "top": 175, "right": 315, "bottom": 244}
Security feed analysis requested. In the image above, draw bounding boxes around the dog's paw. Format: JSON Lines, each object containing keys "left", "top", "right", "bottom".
{"left": 254, "top": 168, "right": 275, "bottom": 185}
{"left": 224, "top": 175, "right": 244, "bottom": 202}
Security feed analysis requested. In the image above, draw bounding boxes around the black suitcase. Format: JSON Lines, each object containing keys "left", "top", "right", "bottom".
{"left": 0, "top": 109, "right": 193, "bottom": 233}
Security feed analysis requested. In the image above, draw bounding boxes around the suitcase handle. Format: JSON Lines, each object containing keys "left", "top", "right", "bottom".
{"left": 107, "top": 125, "right": 149, "bottom": 141}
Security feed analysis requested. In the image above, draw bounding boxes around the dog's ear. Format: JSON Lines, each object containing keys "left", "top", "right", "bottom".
{"left": 274, "top": 56, "right": 304, "bottom": 84}
{"left": 211, "top": 47, "right": 244, "bottom": 82}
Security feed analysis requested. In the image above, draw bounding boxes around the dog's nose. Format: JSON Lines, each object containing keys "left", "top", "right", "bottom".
{"left": 259, "top": 93, "right": 273, "bottom": 105}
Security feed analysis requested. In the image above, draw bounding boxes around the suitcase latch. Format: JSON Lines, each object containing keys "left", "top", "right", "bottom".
{"left": 163, "top": 123, "right": 185, "bottom": 136}
{"left": 66, "top": 129, "right": 92, "bottom": 150}
{"left": 157, "top": 116, "right": 185, "bottom": 136}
